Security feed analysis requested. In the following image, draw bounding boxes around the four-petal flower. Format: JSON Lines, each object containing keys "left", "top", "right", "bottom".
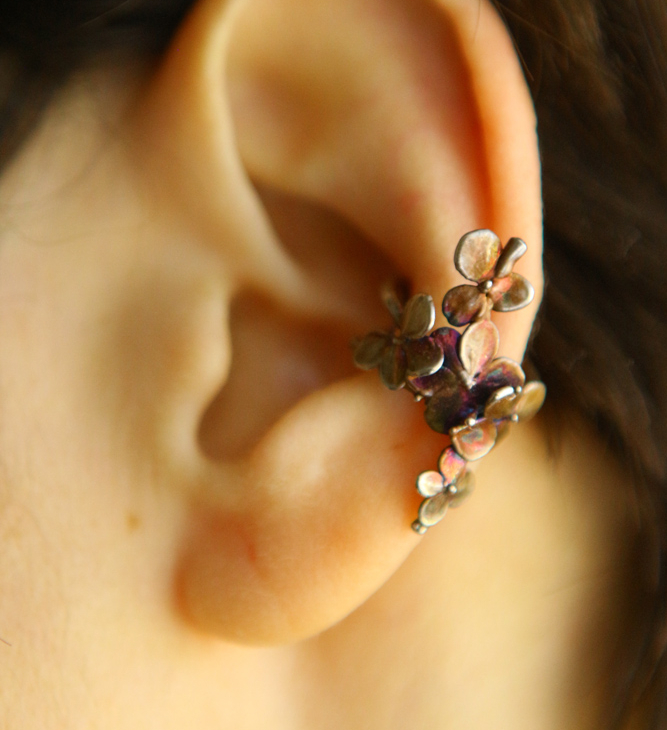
{"left": 412, "top": 446, "right": 475, "bottom": 533}
{"left": 410, "top": 319, "right": 524, "bottom": 436}
{"left": 352, "top": 286, "right": 444, "bottom": 390}
{"left": 442, "top": 230, "right": 535, "bottom": 326}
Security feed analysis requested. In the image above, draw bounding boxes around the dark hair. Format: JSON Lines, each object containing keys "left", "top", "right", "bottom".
{"left": 493, "top": 2, "right": 667, "bottom": 725}
{"left": 3, "top": 0, "right": 667, "bottom": 725}
{"left": 0, "top": 0, "right": 191, "bottom": 165}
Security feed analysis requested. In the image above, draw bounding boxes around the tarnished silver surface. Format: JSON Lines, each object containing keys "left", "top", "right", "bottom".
{"left": 495, "top": 236, "right": 527, "bottom": 277}
{"left": 442, "top": 285, "right": 485, "bottom": 326}
{"left": 514, "top": 381, "right": 547, "bottom": 421}
{"left": 481, "top": 357, "right": 525, "bottom": 391}
{"left": 484, "top": 385, "right": 517, "bottom": 421}
{"left": 353, "top": 229, "right": 545, "bottom": 534}
{"left": 451, "top": 419, "right": 498, "bottom": 461}
{"left": 454, "top": 229, "right": 501, "bottom": 282}
{"left": 379, "top": 345, "right": 406, "bottom": 390}
{"left": 401, "top": 293, "right": 436, "bottom": 338}
{"left": 423, "top": 370, "right": 463, "bottom": 434}
{"left": 449, "top": 470, "right": 475, "bottom": 508}
{"left": 352, "top": 289, "right": 441, "bottom": 390}
{"left": 459, "top": 320, "right": 499, "bottom": 378}
{"left": 492, "top": 273, "right": 534, "bottom": 312}
{"left": 438, "top": 446, "right": 466, "bottom": 485}
{"left": 416, "top": 470, "right": 445, "bottom": 498}
{"left": 417, "top": 491, "right": 450, "bottom": 527}
{"left": 381, "top": 279, "right": 409, "bottom": 325}
{"left": 405, "top": 336, "right": 444, "bottom": 377}
{"left": 352, "top": 332, "right": 386, "bottom": 370}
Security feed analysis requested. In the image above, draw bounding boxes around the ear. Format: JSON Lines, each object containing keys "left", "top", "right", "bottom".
{"left": 133, "top": 0, "right": 542, "bottom": 644}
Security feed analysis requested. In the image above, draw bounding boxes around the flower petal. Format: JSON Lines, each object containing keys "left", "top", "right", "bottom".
{"left": 424, "top": 371, "right": 467, "bottom": 433}
{"left": 418, "top": 492, "right": 450, "bottom": 527}
{"left": 479, "top": 357, "right": 525, "bottom": 392}
{"left": 438, "top": 447, "right": 467, "bottom": 485}
{"left": 484, "top": 385, "right": 517, "bottom": 421}
{"left": 416, "top": 470, "right": 445, "bottom": 497}
{"left": 451, "top": 419, "right": 498, "bottom": 461}
{"left": 401, "top": 294, "right": 436, "bottom": 338}
{"left": 495, "top": 237, "right": 527, "bottom": 278}
{"left": 381, "top": 279, "right": 408, "bottom": 325}
{"left": 432, "top": 327, "right": 461, "bottom": 365}
{"left": 454, "top": 229, "right": 502, "bottom": 282}
{"left": 491, "top": 273, "right": 534, "bottom": 312}
{"left": 410, "top": 328, "right": 462, "bottom": 395}
{"left": 460, "top": 320, "right": 499, "bottom": 377}
{"left": 514, "top": 381, "right": 546, "bottom": 422}
{"left": 405, "top": 336, "right": 444, "bottom": 377}
{"left": 352, "top": 332, "right": 388, "bottom": 370}
{"left": 449, "top": 470, "right": 475, "bottom": 508}
{"left": 409, "top": 367, "right": 452, "bottom": 398}
{"left": 442, "top": 285, "right": 486, "bottom": 326}
{"left": 379, "top": 344, "right": 407, "bottom": 390}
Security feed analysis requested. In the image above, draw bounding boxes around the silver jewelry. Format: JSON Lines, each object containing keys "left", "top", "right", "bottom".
{"left": 352, "top": 230, "right": 546, "bottom": 533}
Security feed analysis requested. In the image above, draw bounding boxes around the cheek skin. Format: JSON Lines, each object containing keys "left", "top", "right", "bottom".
{"left": 0, "top": 85, "right": 215, "bottom": 699}
{"left": 0, "top": 86, "right": 265, "bottom": 727}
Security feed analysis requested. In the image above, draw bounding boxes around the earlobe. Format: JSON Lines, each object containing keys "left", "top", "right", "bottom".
{"left": 133, "top": 0, "right": 543, "bottom": 644}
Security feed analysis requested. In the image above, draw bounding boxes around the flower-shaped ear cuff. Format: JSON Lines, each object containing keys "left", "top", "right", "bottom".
{"left": 353, "top": 230, "right": 546, "bottom": 534}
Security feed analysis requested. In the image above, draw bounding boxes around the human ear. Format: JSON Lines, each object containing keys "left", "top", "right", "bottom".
{"left": 132, "top": 0, "right": 543, "bottom": 644}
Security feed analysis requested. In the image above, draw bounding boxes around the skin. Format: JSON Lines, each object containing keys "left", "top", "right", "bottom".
{"left": 0, "top": 0, "right": 643, "bottom": 727}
